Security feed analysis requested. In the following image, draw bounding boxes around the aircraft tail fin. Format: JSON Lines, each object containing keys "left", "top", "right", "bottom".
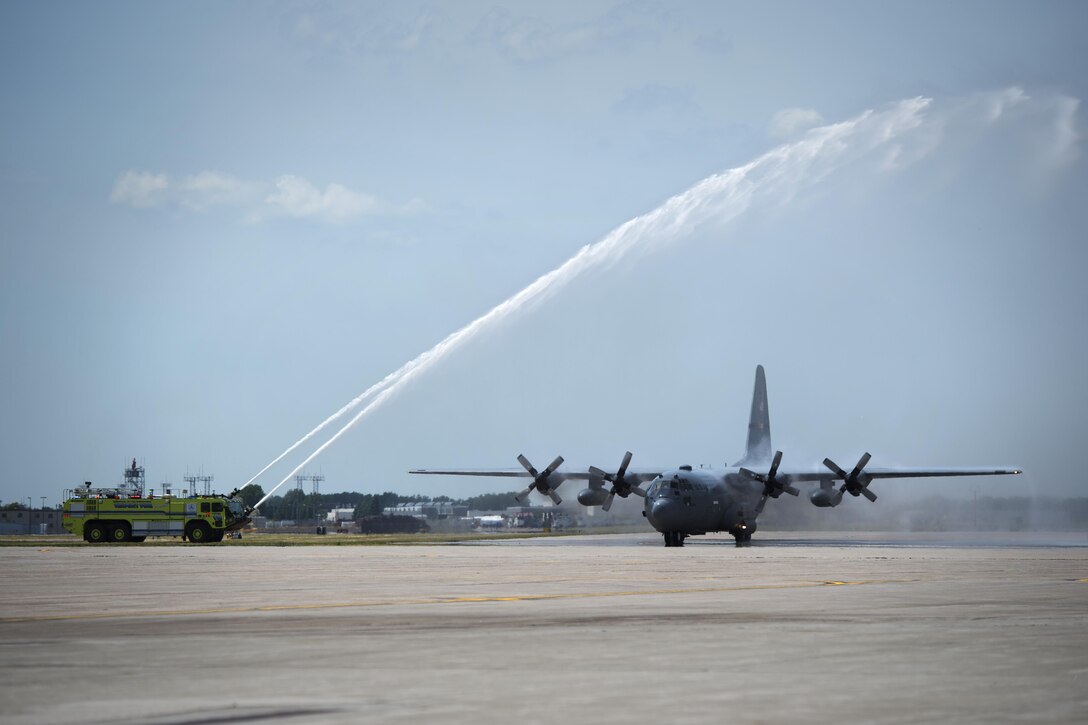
{"left": 736, "top": 365, "right": 772, "bottom": 467}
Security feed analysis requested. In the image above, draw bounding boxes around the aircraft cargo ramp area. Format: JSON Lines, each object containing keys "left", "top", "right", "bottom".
{"left": 1, "top": 532, "right": 1086, "bottom": 724}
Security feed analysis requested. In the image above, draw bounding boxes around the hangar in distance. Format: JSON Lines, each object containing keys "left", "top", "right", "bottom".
{"left": 411, "top": 366, "right": 1021, "bottom": 547}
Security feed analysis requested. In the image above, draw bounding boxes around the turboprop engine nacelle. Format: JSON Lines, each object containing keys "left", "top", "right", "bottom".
{"left": 810, "top": 487, "right": 838, "bottom": 508}
{"left": 577, "top": 487, "right": 609, "bottom": 507}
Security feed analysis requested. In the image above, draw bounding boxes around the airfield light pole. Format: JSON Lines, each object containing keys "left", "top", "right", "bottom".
{"left": 294, "top": 474, "right": 324, "bottom": 523}
{"left": 184, "top": 470, "right": 214, "bottom": 497}
{"left": 27, "top": 498, "right": 32, "bottom": 534}
{"left": 294, "top": 476, "right": 305, "bottom": 521}
{"left": 40, "top": 497, "right": 47, "bottom": 533}
{"left": 310, "top": 475, "right": 324, "bottom": 523}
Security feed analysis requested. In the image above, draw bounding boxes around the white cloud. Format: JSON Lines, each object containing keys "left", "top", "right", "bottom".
{"left": 770, "top": 108, "right": 825, "bottom": 139}
{"left": 109, "top": 170, "right": 424, "bottom": 225}
{"left": 265, "top": 175, "right": 385, "bottom": 222}
{"left": 109, "top": 170, "right": 169, "bottom": 207}
{"left": 177, "top": 171, "right": 256, "bottom": 211}
{"left": 983, "top": 86, "right": 1029, "bottom": 121}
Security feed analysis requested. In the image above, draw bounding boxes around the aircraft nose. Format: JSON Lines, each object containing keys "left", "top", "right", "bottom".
{"left": 650, "top": 498, "right": 684, "bottom": 530}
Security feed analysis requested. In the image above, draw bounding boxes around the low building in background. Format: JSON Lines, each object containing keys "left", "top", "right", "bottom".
{"left": 0, "top": 508, "right": 62, "bottom": 535}
{"left": 382, "top": 501, "right": 469, "bottom": 520}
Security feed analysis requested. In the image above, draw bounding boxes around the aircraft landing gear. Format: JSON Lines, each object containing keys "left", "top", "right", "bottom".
{"left": 663, "top": 531, "right": 685, "bottom": 547}
{"left": 731, "top": 521, "right": 754, "bottom": 547}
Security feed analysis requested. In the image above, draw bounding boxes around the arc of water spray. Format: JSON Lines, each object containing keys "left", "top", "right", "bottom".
{"left": 251, "top": 96, "right": 939, "bottom": 511}
{"left": 242, "top": 360, "right": 416, "bottom": 490}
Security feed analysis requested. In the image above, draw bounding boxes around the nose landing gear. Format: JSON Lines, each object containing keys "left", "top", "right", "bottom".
{"left": 662, "top": 531, "right": 686, "bottom": 547}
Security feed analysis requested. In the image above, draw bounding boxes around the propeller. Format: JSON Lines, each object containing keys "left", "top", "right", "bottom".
{"left": 822, "top": 452, "right": 877, "bottom": 503}
{"left": 515, "top": 454, "right": 565, "bottom": 505}
{"left": 588, "top": 451, "right": 646, "bottom": 512}
{"left": 740, "top": 450, "right": 800, "bottom": 514}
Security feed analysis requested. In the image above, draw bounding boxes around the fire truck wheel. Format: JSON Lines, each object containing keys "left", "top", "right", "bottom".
{"left": 85, "top": 522, "right": 107, "bottom": 543}
{"left": 186, "top": 521, "right": 212, "bottom": 543}
{"left": 109, "top": 523, "right": 131, "bottom": 543}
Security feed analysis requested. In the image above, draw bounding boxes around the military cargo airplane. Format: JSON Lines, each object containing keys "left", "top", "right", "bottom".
{"left": 410, "top": 366, "right": 1020, "bottom": 547}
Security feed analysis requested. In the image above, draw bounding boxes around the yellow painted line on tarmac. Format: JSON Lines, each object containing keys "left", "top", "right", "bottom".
{"left": 1077, "top": 578, "right": 1088, "bottom": 583}
{"left": 0, "top": 579, "right": 908, "bottom": 624}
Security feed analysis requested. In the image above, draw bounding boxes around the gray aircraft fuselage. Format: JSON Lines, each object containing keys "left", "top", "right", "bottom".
{"left": 643, "top": 467, "right": 762, "bottom": 544}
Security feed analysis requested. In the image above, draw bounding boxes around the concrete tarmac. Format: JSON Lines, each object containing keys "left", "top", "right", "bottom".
{"left": 1, "top": 532, "right": 1085, "bottom": 724}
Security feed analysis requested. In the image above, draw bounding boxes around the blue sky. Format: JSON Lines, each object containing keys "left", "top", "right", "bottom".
{"left": 1, "top": 1, "right": 1086, "bottom": 506}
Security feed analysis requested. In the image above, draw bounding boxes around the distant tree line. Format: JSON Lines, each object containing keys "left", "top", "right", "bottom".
{"left": 236, "top": 485, "right": 520, "bottom": 521}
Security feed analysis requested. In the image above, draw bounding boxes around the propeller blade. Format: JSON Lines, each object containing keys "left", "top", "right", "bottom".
{"left": 517, "top": 454, "right": 539, "bottom": 479}
{"left": 602, "top": 492, "right": 615, "bottom": 512}
{"left": 596, "top": 452, "right": 639, "bottom": 501}
{"left": 547, "top": 490, "right": 562, "bottom": 505}
{"left": 616, "top": 451, "right": 633, "bottom": 479}
{"left": 849, "top": 452, "right": 872, "bottom": 480}
{"left": 630, "top": 485, "right": 647, "bottom": 498}
{"left": 542, "top": 456, "right": 565, "bottom": 477}
{"left": 768, "top": 450, "right": 783, "bottom": 478}
{"left": 755, "top": 494, "right": 768, "bottom": 515}
{"left": 517, "top": 454, "right": 564, "bottom": 499}
{"left": 515, "top": 486, "right": 533, "bottom": 503}
{"left": 823, "top": 457, "right": 849, "bottom": 479}
{"left": 826, "top": 453, "right": 876, "bottom": 501}
{"left": 745, "top": 452, "right": 796, "bottom": 501}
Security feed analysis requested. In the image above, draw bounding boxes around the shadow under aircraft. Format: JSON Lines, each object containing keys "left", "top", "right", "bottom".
{"left": 410, "top": 366, "right": 1020, "bottom": 547}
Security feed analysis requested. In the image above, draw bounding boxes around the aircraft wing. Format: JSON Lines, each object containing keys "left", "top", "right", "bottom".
{"left": 759, "top": 456, "right": 1020, "bottom": 505}
{"left": 410, "top": 468, "right": 533, "bottom": 478}
{"left": 855, "top": 466, "right": 1021, "bottom": 479}
{"left": 410, "top": 458, "right": 664, "bottom": 506}
{"left": 409, "top": 468, "right": 663, "bottom": 482}
{"left": 410, "top": 463, "right": 1019, "bottom": 485}
{"left": 773, "top": 465, "right": 1021, "bottom": 484}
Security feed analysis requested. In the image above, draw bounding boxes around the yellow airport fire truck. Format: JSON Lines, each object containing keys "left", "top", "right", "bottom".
{"left": 62, "top": 459, "right": 250, "bottom": 543}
